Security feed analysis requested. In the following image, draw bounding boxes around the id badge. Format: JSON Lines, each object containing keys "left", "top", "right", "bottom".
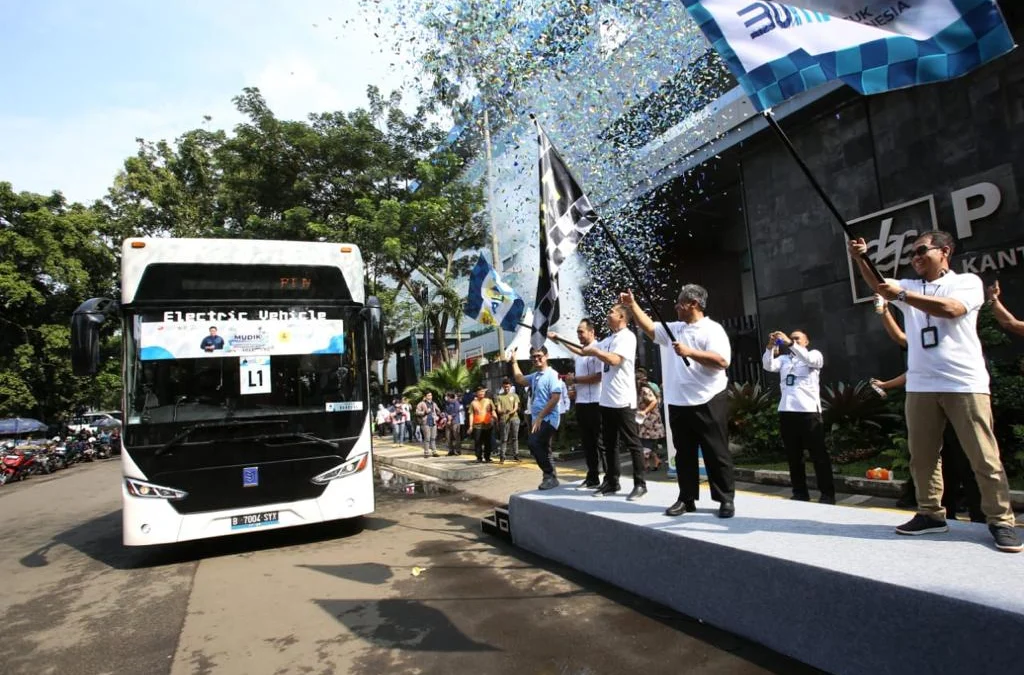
{"left": 785, "top": 374, "right": 796, "bottom": 387}
{"left": 921, "top": 326, "right": 939, "bottom": 349}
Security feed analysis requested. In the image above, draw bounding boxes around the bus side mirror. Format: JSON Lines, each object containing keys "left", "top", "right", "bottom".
{"left": 71, "top": 298, "right": 118, "bottom": 376}
{"left": 365, "top": 296, "right": 385, "bottom": 361}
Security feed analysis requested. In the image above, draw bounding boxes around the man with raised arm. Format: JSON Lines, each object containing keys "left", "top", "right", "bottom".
{"left": 553, "top": 305, "right": 645, "bottom": 500}
{"left": 620, "top": 285, "right": 735, "bottom": 518}
{"left": 849, "top": 232, "right": 1020, "bottom": 552}
{"left": 508, "top": 346, "right": 562, "bottom": 490}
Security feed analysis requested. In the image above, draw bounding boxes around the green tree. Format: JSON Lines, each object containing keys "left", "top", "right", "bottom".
{"left": 0, "top": 183, "right": 120, "bottom": 422}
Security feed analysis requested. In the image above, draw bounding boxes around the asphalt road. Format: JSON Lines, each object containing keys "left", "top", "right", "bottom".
{"left": 0, "top": 460, "right": 821, "bottom": 675}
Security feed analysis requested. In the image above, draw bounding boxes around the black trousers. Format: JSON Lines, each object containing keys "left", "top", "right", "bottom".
{"left": 575, "top": 402, "right": 605, "bottom": 482}
{"left": 779, "top": 411, "right": 835, "bottom": 498}
{"left": 528, "top": 421, "right": 557, "bottom": 476}
{"left": 473, "top": 426, "right": 493, "bottom": 460}
{"left": 601, "top": 406, "right": 645, "bottom": 488}
{"left": 668, "top": 391, "right": 734, "bottom": 503}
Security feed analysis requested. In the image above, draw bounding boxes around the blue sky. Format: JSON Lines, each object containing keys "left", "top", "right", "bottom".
{"left": 0, "top": 0, "right": 412, "bottom": 203}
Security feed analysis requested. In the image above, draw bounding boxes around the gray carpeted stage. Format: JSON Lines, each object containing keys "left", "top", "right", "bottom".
{"left": 508, "top": 480, "right": 1023, "bottom": 675}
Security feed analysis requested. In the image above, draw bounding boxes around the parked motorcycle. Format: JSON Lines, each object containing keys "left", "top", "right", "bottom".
{"left": 0, "top": 443, "right": 37, "bottom": 485}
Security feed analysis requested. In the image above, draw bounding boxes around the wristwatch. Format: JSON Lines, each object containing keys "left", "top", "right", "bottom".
{"left": 895, "top": 290, "right": 907, "bottom": 302}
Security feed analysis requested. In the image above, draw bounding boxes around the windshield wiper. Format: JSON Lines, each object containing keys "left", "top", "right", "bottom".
{"left": 248, "top": 432, "right": 339, "bottom": 452}
{"left": 153, "top": 419, "right": 291, "bottom": 456}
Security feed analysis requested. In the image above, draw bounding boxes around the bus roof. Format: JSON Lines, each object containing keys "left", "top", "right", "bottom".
{"left": 121, "top": 238, "right": 365, "bottom": 305}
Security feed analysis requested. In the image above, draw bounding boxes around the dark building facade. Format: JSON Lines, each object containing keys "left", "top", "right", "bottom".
{"left": 643, "top": 10, "right": 1024, "bottom": 386}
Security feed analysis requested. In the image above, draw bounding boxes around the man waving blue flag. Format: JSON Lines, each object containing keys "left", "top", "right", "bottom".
{"left": 464, "top": 254, "right": 526, "bottom": 332}
{"left": 682, "top": 0, "right": 1015, "bottom": 111}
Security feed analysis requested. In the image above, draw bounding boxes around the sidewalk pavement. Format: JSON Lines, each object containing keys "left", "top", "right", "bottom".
{"left": 374, "top": 436, "right": 908, "bottom": 511}
{"left": 373, "top": 435, "right": 1024, "bottom": 525}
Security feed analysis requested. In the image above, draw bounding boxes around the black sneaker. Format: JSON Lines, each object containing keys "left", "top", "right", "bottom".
{"left": 576, "top": 479, "right": 601, "bottom": 489}
{"left": 819, "top": 494, "right": 836, "bottom": 505}
{"left": 790, "top": 494, "right": 810, "bottom": 502}
{"left": 717, "top": 501, "right": 735, "bottom": 519}
{"left": 593, "top": 483, "right": 620, "bottom": 497}
{"left": 538, "top": 474, "right": 560, "bottom": 491}
{"left": 626, "top": 485, "right": 647, "bottom": 501}
{"left": 895, "top": 514, "right": 948, "bottom": 535}
{"left": 989, "top": 524, "right": 1023, "bottom": 553}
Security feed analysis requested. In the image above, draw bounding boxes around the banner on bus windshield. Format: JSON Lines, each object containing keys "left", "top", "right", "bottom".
{"left": 139, "top": 317, "right": 345, "bottom": 361}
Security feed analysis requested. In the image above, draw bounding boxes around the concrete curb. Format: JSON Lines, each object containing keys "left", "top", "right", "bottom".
{"left": 373, "top": 452, "right": 509, "bottom": 482}
{"left": 734, "top": 467, "right": 1024, "bottom": 510}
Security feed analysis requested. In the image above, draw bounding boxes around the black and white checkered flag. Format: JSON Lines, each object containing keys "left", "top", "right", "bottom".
{"left": 531, "top": 121, "right": 599, "bottom": 350}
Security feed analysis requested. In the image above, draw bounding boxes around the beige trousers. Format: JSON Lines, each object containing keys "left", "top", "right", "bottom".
{"left": 905, "top": 392, "right": 1014, "bottom": 526}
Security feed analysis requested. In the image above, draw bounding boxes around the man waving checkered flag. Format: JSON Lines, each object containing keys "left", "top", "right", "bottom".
{"left": 531, "top": 120, "right": 599, "bottom": 349}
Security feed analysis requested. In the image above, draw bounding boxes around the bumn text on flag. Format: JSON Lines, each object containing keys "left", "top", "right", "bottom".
{"left": 681, "top": 0, "right": 1015, "bottom": 111}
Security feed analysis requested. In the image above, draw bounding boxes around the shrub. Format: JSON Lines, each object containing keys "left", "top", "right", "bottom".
{"left": 821, "top": 381, "right": 902, "bottom": 460}
{"left": 881, "top": 433, "right": 910, "bottom": 473}
{"left": 403, "top": 360, "right": 482, "bottom": 404}
{"left": 727, "top": 382, "right": 783, "bottom": 459}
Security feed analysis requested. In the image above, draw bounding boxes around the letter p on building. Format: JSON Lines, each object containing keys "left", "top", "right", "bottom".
{"left": 952, "top": 182, "right": 1001, "bottom": 239}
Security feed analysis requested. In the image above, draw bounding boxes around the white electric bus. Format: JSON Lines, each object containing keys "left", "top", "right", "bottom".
{"left": 71, "top": 238, "right": 384, "bottom": 546}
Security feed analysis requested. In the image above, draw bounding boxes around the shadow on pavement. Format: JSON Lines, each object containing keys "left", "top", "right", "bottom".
{"left": 20, "top": 510, "right": 397, "bottom": 570}
{"left": 314, "top": 598, "right": 500, "bottom": 652}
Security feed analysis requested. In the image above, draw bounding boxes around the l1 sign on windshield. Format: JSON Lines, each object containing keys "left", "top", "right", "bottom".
{"left": 139, "top": 315, "right": 345, "bottom": 360}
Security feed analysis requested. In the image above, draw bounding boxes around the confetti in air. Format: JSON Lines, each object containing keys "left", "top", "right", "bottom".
{"left": 346, "top": 0, "right": 737, "bottom": 322}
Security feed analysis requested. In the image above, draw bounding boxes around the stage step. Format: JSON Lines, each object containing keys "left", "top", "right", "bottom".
{"left": 506, "top": 481, "right": 1024, "bottom": 675}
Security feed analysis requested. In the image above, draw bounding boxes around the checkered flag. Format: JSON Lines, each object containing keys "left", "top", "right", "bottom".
{"left": 531, "top": 120, "right": 598, "bottom": 349}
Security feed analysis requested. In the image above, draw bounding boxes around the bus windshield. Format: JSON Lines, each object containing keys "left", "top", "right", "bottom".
{"left": 122, "top": 305, "right": 368, "bottom": 446}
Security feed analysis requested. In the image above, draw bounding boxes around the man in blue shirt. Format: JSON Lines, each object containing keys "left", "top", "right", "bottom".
{"left": 200, "top": 326, "right": 225, "bottom": 352}
{"left": 509, "top": 345, "right": 562, "bottom": 490}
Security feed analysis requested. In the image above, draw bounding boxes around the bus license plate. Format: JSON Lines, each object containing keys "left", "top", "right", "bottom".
{"left": 230, "top": 510, "right": 279, "bottom": 530}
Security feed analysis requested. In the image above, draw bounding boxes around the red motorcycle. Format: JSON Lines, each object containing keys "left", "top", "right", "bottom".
{"left": 0, "top": 444, "right": 36, "bottom": 485}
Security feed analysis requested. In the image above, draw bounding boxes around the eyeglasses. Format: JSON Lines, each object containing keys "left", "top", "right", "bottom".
{"left": 910, "top": 245, "right": 941, "bottom": 258}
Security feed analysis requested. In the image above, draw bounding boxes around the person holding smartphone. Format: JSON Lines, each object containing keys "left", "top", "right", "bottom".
{"left": 762, "top": 329, "right": 835, "bottom": 504}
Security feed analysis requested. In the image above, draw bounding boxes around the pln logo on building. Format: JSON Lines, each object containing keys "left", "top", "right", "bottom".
{"left": 846, "top": 195, "right": 938, "bottom": 304}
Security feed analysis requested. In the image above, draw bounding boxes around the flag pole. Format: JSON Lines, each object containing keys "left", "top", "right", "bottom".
{"left": 517, "top": 322, "right": 584, "bottom": 350}
{"left": 592, "top": 217, "right": 691, "bottom": 367}
{"left": 762, "top": 110, "right": 885, "bottom": 284}
{"left": 483, "top": 106, "right": 506, "bottom": 356}
{"left": 528, "top": 112, "right": 689, "bottom": 366}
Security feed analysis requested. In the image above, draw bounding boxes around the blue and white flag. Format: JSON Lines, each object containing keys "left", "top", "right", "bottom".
{"left": 681, "top": 0, "right": 1015, "bottom": 111}
{"left": 464, "top": 254, "right": 527, "bottom": 332}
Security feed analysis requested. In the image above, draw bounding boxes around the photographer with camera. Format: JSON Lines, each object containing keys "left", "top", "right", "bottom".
{"left": 762, "top": 330, "right": 835, "bottom": 504}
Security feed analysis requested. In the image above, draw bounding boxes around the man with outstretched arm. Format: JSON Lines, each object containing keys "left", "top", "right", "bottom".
{"left": 549, "top": 319, "right": 605, "bottom": 489}
{"left": 555, "top": 304, "right": 646, "bottom": 500}
{"left": 620, "top": 285, "right": 736, "bottom": 518}
{"left": 849, "top": 232, "right": 1020, "bottom": 553}
{"left": 508, "top": 345, "right": 562, "bottom": 490}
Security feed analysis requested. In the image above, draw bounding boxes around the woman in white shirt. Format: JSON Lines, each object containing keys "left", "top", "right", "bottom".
{"left": 762, "top": 330, "right": 835, "bottom": 504}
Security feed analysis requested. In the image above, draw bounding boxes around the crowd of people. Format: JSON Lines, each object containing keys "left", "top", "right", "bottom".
{"left": 375, "top": 229, "right": 1023, "bottom": 554}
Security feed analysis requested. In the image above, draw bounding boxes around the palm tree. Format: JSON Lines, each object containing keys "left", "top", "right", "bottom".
{"left": 403, "top": 360, "right": 482, "bottom": 403}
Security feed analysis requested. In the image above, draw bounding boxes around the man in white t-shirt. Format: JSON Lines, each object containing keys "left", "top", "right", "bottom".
{"left": 552, "top": 319, "right": 605, "bottom": 489}
{"left": 578, "top": 304, "right": 646, "bottom": 500}
{"left": 621, "top": 285, "right": 735, "bottom": 518}
{"left": 762, "top": 329, "right": 835, "bottom": 504}
{"left": 850, "top": 231, "right": 1020, "bottom": 553}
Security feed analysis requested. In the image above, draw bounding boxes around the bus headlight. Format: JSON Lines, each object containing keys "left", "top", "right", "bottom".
{"left": 125, "top": 477, "right": 188, "bottom": 501}
{"left": 311, "top": 452, "right": 369, "bottom": 485}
